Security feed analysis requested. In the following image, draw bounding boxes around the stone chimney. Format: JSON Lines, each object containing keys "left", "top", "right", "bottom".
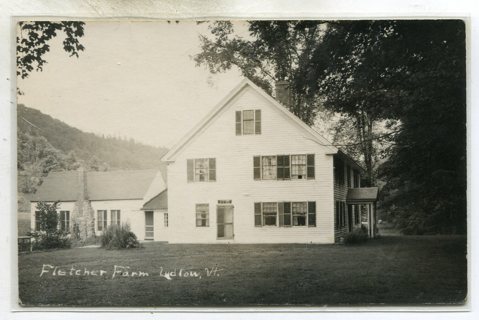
{"left": 275, "top": 80, "right": 292, "bottom": 108}
{"left": 71, "top": 167, "right": 96, "bottom": 240}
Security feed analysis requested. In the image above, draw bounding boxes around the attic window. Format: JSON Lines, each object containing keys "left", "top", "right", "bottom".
{"left": 236, "top": 110, "right": 261, "bottom": 135}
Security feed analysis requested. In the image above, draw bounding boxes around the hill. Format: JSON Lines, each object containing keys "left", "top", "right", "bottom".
{"left": 17, "top": 104, "right": 169, "bottom": 211}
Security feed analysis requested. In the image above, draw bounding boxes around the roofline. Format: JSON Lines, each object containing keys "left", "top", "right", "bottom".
{"left": 162, "top": 78, "right": 338, "bottom": 162}
{"left": 336, "top": 149, "right": 365, "bottom": 172}
{"left": 141, "top": 189, "right": 168, "bottom": 210}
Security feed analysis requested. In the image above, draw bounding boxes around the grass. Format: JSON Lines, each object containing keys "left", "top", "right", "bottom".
{"left": 18, "top": 235, "right": 467, "bottom": 307}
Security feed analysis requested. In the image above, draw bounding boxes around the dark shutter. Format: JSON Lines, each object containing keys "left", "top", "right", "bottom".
{"left": 308, "top": 202, "right": 316, "bottom": 227}
{"left": 307, "top": 154, "right": 315, "bottom": 179}
{"left": 277, "top": 155, "right": 283, "bottom": 179}
{"left": 187, "top": 159, "right": 194, "bottom": 182}
{"left": 254, "top": 110, "right": 261, "bottom": 134}
{"left": 254, "top": 202, "right": 262, "bottom": 227}
{"left": 278, "top": 202, "right": 284, "bottom": 226}
{"left": 283, "top": 202, "right": 291, "bottom": 226}
{"left": 209, "top": 158, "right": 216, "bottom": 181}
{"left": 235, "top": 111, "right": 242, "bottom": 135}
{"left": 253, "top": 156, "right": 261, "bottom": 180}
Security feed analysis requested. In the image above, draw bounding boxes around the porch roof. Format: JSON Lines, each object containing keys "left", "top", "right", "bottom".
{"left": 142, "top": 189, "right": 168, "bottom": 210}
{"left": 346, "top": 187, "right": 379, "bottom": 203}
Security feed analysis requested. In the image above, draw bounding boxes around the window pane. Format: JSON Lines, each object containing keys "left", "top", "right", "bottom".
{"left": 262, "top": 156, "right": 277, "bottom": 180}
{"left": 243, "top": 110, "right": 254, "bottom": 120}
{"left": 243, "top": 120, "right": 254, "bottom": 134}
{"left": 291, "top": 155, "right": 307, "bottom": 179}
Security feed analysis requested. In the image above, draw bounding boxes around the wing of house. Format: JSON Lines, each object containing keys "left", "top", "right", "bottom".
{"left": 30, "top": 78, "right": 378, "bottom": 244}
{"left": 30, "top": 168, "right": 169, "bottom": 241}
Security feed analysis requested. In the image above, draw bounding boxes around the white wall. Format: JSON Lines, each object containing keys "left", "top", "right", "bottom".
{"left": 30, "top": 200, "right": 169, "bottom": 242}
{"left": 167, "top": 86, "right": 335, "bottom": 244}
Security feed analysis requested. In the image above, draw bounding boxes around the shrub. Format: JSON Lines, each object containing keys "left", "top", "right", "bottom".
{"left": 344, "top": 226, "right": 369, "bottom": 245}
{"left": 27, "top": 201, "right": 71, "bottom": 251}
{"left": 100, "top": 223, "right": 140, "bottom": 249}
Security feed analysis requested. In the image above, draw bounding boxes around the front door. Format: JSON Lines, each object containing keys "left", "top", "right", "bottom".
{"left": 217, "top": 205, "right": 234, "bottom": 239}
{"left": 145, "top": 211, "right": 154, "bottom": 240}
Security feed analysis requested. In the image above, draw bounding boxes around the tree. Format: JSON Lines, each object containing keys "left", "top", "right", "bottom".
{"left": 195, "top": 21, "right": 327, "bottom": 126}
{"left": 17, "top": 21, "right": 85, "bottom": 80}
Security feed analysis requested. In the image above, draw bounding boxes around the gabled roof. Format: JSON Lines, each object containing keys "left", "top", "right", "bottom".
{"left": 31, "top": 169, "right": 161, "bottom": 202}
{"left": 347, "top": 187, "right": 379, "bottom": 203}
{"left": 142, "top": 189, "right": 168, "bottom": 210}
{"left": 162, "top": 78, "right": 338, "bottom": 162}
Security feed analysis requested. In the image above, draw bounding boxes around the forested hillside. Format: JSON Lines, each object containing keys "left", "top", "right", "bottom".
{"left": 17, "top": 104, "right": 168, "bottom": 210}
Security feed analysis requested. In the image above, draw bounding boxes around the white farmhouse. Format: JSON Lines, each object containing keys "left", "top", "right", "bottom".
{"left": 30, "top": 78, "right": 378, "bottom": 244}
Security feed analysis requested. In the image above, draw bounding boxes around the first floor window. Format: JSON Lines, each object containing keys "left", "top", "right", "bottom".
{"left": 255, "top": 201, "right": 316, "bottom": 227}
{"left": 97, "top": 210, "right": 107, "bottom": 231}
{"left": 292, "top": 202, "right": 307, "bottom": 226}
{"left": 335, "top": 201, "right": 346, "bottom": 228}
{"left": 262, "top": 202, "right": 277, "bottom": 226}
{"left": 111, "top": 210, "right": 121, "bottom": 226}
{"left": 59, "top": 211, "right": 70, "bottom": 231}
{"left": 196, "top": 204, "right": 209, "bottom": 227}
{"left": 164, "top": 212, "right": 168, "bottom": 227}
{"left": 35, "top": 211, "right": 41, "bottom": 231}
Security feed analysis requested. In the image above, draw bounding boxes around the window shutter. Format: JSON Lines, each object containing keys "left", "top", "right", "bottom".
{"left": 209, "top": 158, "right": 216, "bottom": 181}
{"left": 278, "top": 202, "right": 284, "bottom": 226}
{"left": 307, "top": 154, "right": 315, "bottom": 179}
{"left": 283, "top": 202, "right": 291, "bottom": 226}
{"left": 308, "top": 202, "right": 316, "bottom": 227}
{"left": 187, "top": 159, "right": 194, "bottom": 182}
{"left": 277, "top": 155, "right": 283, "bottom": 180}
{"left": 254, "top": 110, "right": 261, "bottom": 134}
{"left": 253, "top": 156, "right": 261, "bottom": 180}
{"left": 254, "top": 202, "right": 262, "bottom": 227}
{"left": 235, "top": 111, "right": 242, "bottom": 135}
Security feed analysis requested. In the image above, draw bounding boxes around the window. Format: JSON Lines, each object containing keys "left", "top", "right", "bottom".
{"left": 196, "top": 204, "right": 209, "bottom": 227}
{"left": 262, "top": 156, "right": 277, "bottom": 180}
{"left": 292, "top": 202, "right": 307, "bottom": 226}
{"left": 334, "top": 157, "right": 345, "bottom": 186}
{"left": 354, "top": 206, "right": 360, "bottom": 224}
{"left": 59, "top": 211, "right": 70, "bottom": 231}
{"left": 254, "top": 154, "right": 314, "bottom": 181}
{"left": 97, "top": 210, "right": 107, "bottom": 231}
{"left": 291, "top": 155, "right": 307, "bottom": 179}
{"left": 111, "top": 210, "right": 121, "bottom": 226}
{"left": 164, "top": 213, "right": 168, "bottom": 227}
{"left": 335, "top": 201, "right": 346, "bottom": 228}
{"left": 262, "top": 202, "right": 277, "bottom": 226}
{"left": 187, "top": 158, "right": 216, "bottom": 182}
{"left": 235, "top": 110, "right": 261, "bottom": 135}
{"left": 35, "top": 211, "right": 41, "bottom": 231}
{"left": 354, "top": 170, "right": 361, "bottom": 188}
{"left": 255, "top": 201, "right": 316, "bottom": 227}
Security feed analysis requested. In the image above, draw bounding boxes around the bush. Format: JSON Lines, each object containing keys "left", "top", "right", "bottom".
{"left": 27, "top": 201, "right": 71, "bottom": 251}
{"left": 344, "top": 226, "right": 369, "bottom": 245}
{"left": 28, "top": 230, "right": 71, "bottom": 250}
{"left": 100, "top": 223, "right": 140, "bottom": 249}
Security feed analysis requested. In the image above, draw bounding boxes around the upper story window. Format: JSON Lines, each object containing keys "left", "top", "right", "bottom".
{"left": 353, "top": 170, "right": 361, "bottom": 188}
{"left": 187, "top": 158, "right": 216, "bottom": 182}
{"left": 236, "top": 109, "right": 261, "bottom": 135}
{"left": 254, "top": 154, "right": 315, "bottom": 180}
{"left": 334, "top": 157, "right": 345, "bottom": 186}
{"left": 346, "top": 165, "right": 352, "bottom": 187}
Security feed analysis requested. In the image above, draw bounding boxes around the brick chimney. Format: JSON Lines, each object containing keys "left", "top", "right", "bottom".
{"left": 275, "top": 80, "right": 292, "bottom": 108}
{"left": 71, "top": 167, "right": 96, "bottom": 240}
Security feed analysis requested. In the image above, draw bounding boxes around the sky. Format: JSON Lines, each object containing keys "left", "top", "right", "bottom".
{"left": 17, "top": 21, "right": 246, "bottom": 148}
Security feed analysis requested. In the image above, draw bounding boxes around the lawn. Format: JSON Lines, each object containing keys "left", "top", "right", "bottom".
{"left": 18, "top": 235, "right": 467, "bottom": 307}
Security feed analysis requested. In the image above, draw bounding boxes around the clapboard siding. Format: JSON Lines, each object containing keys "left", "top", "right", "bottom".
{"left": 167, "top": 86, "right": 335, "bottom": 243}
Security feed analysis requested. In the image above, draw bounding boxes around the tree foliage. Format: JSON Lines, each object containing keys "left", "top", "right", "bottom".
{"left": 17, "top": 21, "right": 85, "bottom": 79}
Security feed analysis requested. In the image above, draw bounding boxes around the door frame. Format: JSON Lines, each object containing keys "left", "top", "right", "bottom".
{"left": 216, "top": 204, "right": 234, "bottom": 240}
{"left": 144, "top": 211, "right": 154, "bottom": 240}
